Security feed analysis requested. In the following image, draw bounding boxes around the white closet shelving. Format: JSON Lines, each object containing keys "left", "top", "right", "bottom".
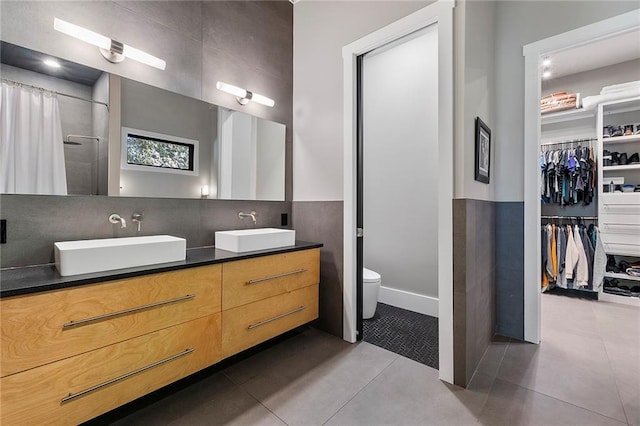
{"left": 597, "top": 95, "right": 640, "bottom": 306}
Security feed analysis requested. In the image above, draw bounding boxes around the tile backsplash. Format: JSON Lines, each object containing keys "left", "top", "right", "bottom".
{"left": 0, "top": 194, "right": 290, "bottom": 268}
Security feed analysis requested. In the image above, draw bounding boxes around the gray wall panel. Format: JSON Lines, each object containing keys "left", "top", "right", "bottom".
{"left": 495, "top": 202, "right": 524, "bottom": 340}
{"left": 453, "top": 198, "right": 496, "bottom": 387}
{"left": 292, "top": 201, "right": 343, "bottom": 338}
{"left": 0, "top": 194, "right": 290, "bottom": 268}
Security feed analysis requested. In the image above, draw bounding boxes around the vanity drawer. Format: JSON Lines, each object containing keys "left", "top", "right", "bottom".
{"left": 1, "top": 314, "right": 221, "bottom": 426}
{"left": 222, "top": 285, "right": 318, "bottom": 357}
{"left": 1, "top": 264, "right": 221, "bottom": 377}
{"left": 222, "top": 248, "right": 320, "bottom": 310}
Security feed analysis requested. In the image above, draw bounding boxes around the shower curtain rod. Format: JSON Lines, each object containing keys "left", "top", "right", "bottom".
{"left": 1, "top": 78, "right": 109, "bottom": 111}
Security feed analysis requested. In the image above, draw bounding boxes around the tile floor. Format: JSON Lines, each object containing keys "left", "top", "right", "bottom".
{"left": 363, "top": 303, "right": 439, "bottom": 369}
{"left": 108, "top": 294, "right": 638, "bottom": 425}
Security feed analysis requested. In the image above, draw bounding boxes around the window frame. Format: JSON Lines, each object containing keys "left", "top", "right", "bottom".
{"left": 120, "top": 127, "right": 199, "bottom": 176}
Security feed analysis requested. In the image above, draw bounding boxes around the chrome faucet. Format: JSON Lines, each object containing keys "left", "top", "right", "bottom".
{"left": 108, "top": 213, "right": 127, "bottom": 228}
{"left": 132, "top": 212, "right": 143, "bottom": 232}
{"left": 238, "top": 211, "right": 257, "bottom": 225}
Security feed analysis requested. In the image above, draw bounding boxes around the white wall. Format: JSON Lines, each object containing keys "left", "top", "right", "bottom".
{"left": 454, "top": 0, "right": 496, "bottom": 201}
{"left": 363, "top": 26, "right": 439, "bottom": 299}
{"left": 494, "top": 0, "right": 640, "bottom": 202}
{"left": 293, "top": 0, "right": 431, "bottom": 201}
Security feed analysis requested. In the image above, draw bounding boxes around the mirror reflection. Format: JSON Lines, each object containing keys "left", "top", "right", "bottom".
{"left": 0, "top": 41, "right": 286, "bottom": 201}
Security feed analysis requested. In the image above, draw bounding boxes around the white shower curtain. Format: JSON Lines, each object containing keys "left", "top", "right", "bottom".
{"left": 1, "top": 81, "right": 67, "bottom": 195}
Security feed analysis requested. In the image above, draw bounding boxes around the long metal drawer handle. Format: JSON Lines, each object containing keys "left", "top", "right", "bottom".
{"left": 247, "top": 269, "right": 307, "bottom": 285}
{"left": 247, "top": 306, "right": 306, "bottom": 330}
{"left": 61, "top": 348, "right": 194, "bottom": 404}
{"left": 605, "top": 223, "right": 640, "bottom": 227}
{"left": 62, "top": 294, "right": 196, "bottom": 329}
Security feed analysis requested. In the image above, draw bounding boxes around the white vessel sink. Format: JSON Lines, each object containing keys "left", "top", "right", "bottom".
{"left": 215, "top": 228, "right": 295, "bottom": 253}
{"left": 54, "top": 235, "right": 186, "bottom": 276}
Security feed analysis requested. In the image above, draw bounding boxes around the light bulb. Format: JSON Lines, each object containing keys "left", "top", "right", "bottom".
{"left": 54, "top": 18, "right": 111, "bottom": 50}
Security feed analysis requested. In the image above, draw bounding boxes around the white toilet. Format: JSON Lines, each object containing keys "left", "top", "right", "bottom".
{"left": 363, "top": 267, "right": 382, "bottom": 319}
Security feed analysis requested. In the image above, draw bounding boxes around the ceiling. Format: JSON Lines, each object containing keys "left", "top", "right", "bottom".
{"left": 546, "top": 29, "right": 640, "bottom": 79}
{"left": 1, "top": 41, "right": 103, "bottom": 86}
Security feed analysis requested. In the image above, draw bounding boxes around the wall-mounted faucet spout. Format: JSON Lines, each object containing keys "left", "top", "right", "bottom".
{"left": 109, "top": 213, "right": 127, "bottom": 228}
{"left": 238, "top": 211, "right": 257, "bottom": 225}
{"left": 132, "top": 212, "right": 143, "bottom": 232}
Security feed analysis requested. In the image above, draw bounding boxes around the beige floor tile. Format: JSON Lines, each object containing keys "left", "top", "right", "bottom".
{"left": 592, "top": 301, "right": 640, "bottom": 345}
{"left": 326, "top": 356, "right": 486, "bottom": 426}
{"left": 475, "top": 338, "right": 510, "bottom": 378}
{"left": 478, "top": 378, "right": 626, "bottom": 426}
{"left": 235, "top": 339, "right": 398, "bottom": 425}
{"left": 541, "top": 295, "right": 600, "bottom": 338}
{"left": 111, "top": 372, "right": 285, "bottom": 426}
{"left": 497, "top": 326, "right": 627, "bottom": 422}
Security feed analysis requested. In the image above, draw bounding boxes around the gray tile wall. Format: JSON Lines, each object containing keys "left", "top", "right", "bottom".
{"left": 0, "top": 194, "right": 290, "bottom": 268}
{"left": 292, "top": 201, "right": 343, "bottom": 338}
{"left": 453, "top": 199, "right": 496, "bottom": 387}
{"left": 495, "top": 202, "right": 524, "bottom": 340}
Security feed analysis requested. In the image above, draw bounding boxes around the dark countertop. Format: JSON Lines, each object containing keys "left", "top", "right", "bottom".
{"left": 0, "top": 241, "right": 323, "bottom": 298}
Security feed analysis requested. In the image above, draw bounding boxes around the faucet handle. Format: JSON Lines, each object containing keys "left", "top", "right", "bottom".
{"left": 109, "top": 213, "right": 127, "bottom": 229}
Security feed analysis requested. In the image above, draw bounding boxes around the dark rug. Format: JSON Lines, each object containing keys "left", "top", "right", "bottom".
{"left": 363, "top": 303, "right": 439, "bottom": 369}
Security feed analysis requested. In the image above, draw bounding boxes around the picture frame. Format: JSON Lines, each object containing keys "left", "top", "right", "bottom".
{"left": 475, "top": 117, "right": 491, "bottom": 184}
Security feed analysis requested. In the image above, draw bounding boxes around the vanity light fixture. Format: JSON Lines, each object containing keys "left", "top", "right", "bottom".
{"left": 542, "top": 57, "right": 551, "bottom": 67}
{"left": 53, "top": 18, "right": 166, "bottom": 70}
{"left": 216, "top": 81, "right": 275, "bottom": 107}
{"left": 542, "top": 69, "right": 552, "bottom": 79}
{"left": 43, "top": 59, "right": 61, "bottom": 68}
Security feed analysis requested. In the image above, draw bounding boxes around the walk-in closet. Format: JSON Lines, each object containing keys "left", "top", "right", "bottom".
{"left": 539, "top": 32, "right": 640, "bottom": 307}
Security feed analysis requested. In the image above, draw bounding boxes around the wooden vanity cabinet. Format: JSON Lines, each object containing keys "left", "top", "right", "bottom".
{"left": 221, "top": 249, "right": 320, "bottom": 357}
{"left": 0, "top": 247, "right": 320, "bottom": 425}
{"left": 1, "top": 264, "right": 222, "bottom": 377}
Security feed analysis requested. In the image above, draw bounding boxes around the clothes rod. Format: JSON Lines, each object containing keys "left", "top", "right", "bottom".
{"left": 541, "top": 215, "right": 598, "bottom": 220}
{"left": 1, "top": 78, "right": 109, "bottom": 110}
{"left": 540, "top": 138, "right": 597, "bottom": 147}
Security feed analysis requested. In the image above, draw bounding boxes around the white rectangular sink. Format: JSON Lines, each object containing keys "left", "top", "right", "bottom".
{"left": 215, "top": 228, "right": 295, "bottom": 253}
{"left": 55, "top": 235, "right": 186, "bottom": 276}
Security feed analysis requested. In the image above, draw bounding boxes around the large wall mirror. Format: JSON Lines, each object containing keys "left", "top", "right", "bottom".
{"left": 0, "top": 41, "right": 286, "bottom": 201}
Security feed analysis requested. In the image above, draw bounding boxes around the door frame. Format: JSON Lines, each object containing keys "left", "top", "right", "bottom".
{"left": 522, "top": 10, "right": 640, "bottom": 344}
{"left": 342, "top": 0, "right": 455, "bottom": 383}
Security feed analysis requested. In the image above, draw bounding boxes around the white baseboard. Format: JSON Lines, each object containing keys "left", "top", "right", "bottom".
{"left": 378, "top": 286, "right": 439, "bottom": 318}
{"left": 599, "top": 291, "right": 640, "bottom": 307}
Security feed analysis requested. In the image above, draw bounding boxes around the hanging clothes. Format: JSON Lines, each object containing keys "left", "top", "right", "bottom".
{"left": 540, "top": 144, "right": 597, "bottom": 207}
{"left": 573, "top": 225, "right": 589, "bottom": 288}
{"left": 542, "top": 220, "right": 601, "bottom": 292}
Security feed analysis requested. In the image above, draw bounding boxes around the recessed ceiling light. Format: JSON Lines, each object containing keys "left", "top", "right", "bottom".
{"left": 542, "top": 57, "right": 551, "bottom": 67}
{"left": 542, "top": 70, "right": 552, "bottom": 79}
{"left": 43, "top": 59, "right": 61, "bottom": 68}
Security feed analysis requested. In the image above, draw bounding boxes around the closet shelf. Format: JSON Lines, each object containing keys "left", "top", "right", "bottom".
{"left": 604, "top": 272, "right": 640, "bottom": 282}
{"left": 603, "top": 164, "right": 640, "bottom": 172}
{"left": 541, "top": 108, "right": 595, "bottom": 125}
{"left": 602, "top": 134, "right": 640, "bottom": 145}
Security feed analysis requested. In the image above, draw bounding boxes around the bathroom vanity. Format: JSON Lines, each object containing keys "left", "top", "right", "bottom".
{"left": 0, "top": 243, "right": 321, "bottom": 425}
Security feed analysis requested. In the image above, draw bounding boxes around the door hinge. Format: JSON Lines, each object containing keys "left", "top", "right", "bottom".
{"left": 356, "top": 228, "right": 364, "bottom": 238}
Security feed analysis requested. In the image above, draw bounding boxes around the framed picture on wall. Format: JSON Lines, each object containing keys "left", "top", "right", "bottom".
{"left": 475, "top": 117, "right": 491, "bottom": 184}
